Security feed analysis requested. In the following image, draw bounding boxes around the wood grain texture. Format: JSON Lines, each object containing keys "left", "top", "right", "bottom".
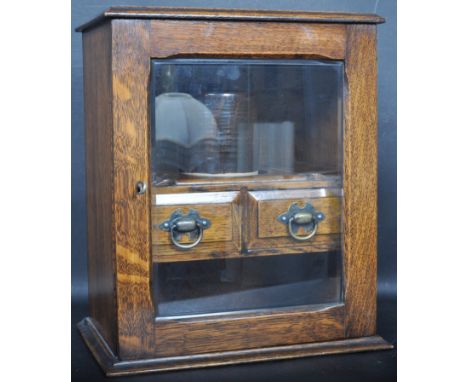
{"left": 246, "top": 190, "right": 342, "bottom": 252}
{"left": 149, "top": 20, "right": 346, "bottom": 59}
{"left": 76, "top": 7, "right": 384, "bottom": 32}
{"left": 154, "top": 304, "right": 345, "bottom": 357}
{"left": 153, "top": 205, "right": 233, "bottom": 245}
{"left": 153, "top": 242, "right": 242, "bottom": 262}
{"left": 111, "top": 19, "right": 155, "bottom": 359}
{"left": 154, "top": 235, "right": 341, "bottom": 262}
{"left": 343, "top": 25, "right": 378, "bottom": 338}
{"left": 79, "top": 316, "right": 391, "bottom": 376}
{"left": 256, "top": 197, "right": 341, "bottom": 238}
{"left": 82, "top": 22, "right": 117, "bottom": 353}
{"left": 152, "top": 191, "right": 241, "bottom": 262}
{"left": 243, "top": 235, "right": 341, "bottom": 257}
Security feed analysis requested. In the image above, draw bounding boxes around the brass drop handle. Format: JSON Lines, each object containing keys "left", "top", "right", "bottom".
{"left": 277, "top": 203, "right": 325, "bottom": 241}
{"left": 159, "top": 209, "right": 211, "bottom": 249}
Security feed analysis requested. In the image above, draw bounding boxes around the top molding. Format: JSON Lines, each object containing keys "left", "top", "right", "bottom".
{"left": 76, "top": 6, "right": 385, "bottom": 32}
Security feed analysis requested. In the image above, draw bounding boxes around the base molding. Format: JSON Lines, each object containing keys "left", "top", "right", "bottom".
{"left": 78, "top": 317, "right": 393, "bottom": 377}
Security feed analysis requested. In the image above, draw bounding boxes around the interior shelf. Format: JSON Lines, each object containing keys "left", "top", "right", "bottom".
{"left": 153, "top": 172, "right": 342, "bottom": 194}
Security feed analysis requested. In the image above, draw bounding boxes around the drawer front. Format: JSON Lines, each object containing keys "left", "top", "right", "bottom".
{"left": 152, "top": 191, "right": 241, "bottom": 262}
{"left": 246, "top": 189, "right": 342, "bottom": 253}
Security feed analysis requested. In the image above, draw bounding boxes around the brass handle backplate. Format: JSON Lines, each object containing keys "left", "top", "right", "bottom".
{"left": 277, "top": 202, "right": 325, "bottom": 241}
{"left": 159, "top": 209, "right": 211, "bottom": 249}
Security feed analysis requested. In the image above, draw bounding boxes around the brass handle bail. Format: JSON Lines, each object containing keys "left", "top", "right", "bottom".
{"left": 277, "top": 202, "right": 325, "bottom": 241}
{"left": 159, "top": 209, "right": 211, "bottom": 249}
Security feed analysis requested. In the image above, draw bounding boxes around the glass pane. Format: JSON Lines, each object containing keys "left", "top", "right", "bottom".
{"left": 150, "top": 59, "right": 343, "bottom": 319}
{"left": 150, "top": 59, "right": 343, "bottom": 185}
{"left": 154, "top": 252, "right": 341, "bottom": 318}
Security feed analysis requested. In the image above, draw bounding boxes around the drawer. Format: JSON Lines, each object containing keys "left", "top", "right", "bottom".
{"left": 152, "top": 191, "right": 241, "bottom": 262}
{"left": 246, "top": 189, "right": 342, "bottom": 254}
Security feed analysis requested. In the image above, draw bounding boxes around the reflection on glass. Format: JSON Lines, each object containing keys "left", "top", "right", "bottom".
{"left": 151, "top": 59, "right": 343, "bottom": 185}
{"left": 154, "top": 93, "right": 219, "bottom": 175}
{"left": 154, "top": 252, "right": 342, "bottom": 318}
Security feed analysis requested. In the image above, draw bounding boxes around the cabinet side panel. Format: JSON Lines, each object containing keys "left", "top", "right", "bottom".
{"left": 83, "top": 22, "right": 117, "bottom": 352}
{"left": 343, "top": 25, "right": 378, "bottom": 337}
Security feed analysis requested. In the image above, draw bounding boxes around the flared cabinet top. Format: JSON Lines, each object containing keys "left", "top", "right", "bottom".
{"left": 76, "top": 6, "right": 384, "bottom": 32}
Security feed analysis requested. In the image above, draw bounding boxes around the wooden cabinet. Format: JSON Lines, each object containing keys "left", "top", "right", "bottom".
{"left": 77, "top": 7, "right": 391, "bottom": 376}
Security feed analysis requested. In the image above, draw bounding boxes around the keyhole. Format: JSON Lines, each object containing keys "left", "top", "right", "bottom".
{"left": 136, "top": 181, "right": 147, "bottom": 195}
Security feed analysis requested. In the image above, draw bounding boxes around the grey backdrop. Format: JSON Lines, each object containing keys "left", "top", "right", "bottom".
{"left": 71, "top": 0, "right": 396, "bottom": 299}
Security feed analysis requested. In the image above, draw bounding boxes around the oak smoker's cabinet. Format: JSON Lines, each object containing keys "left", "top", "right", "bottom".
{"left": 77, "top": 7, "right": 392, "bottom": 376}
